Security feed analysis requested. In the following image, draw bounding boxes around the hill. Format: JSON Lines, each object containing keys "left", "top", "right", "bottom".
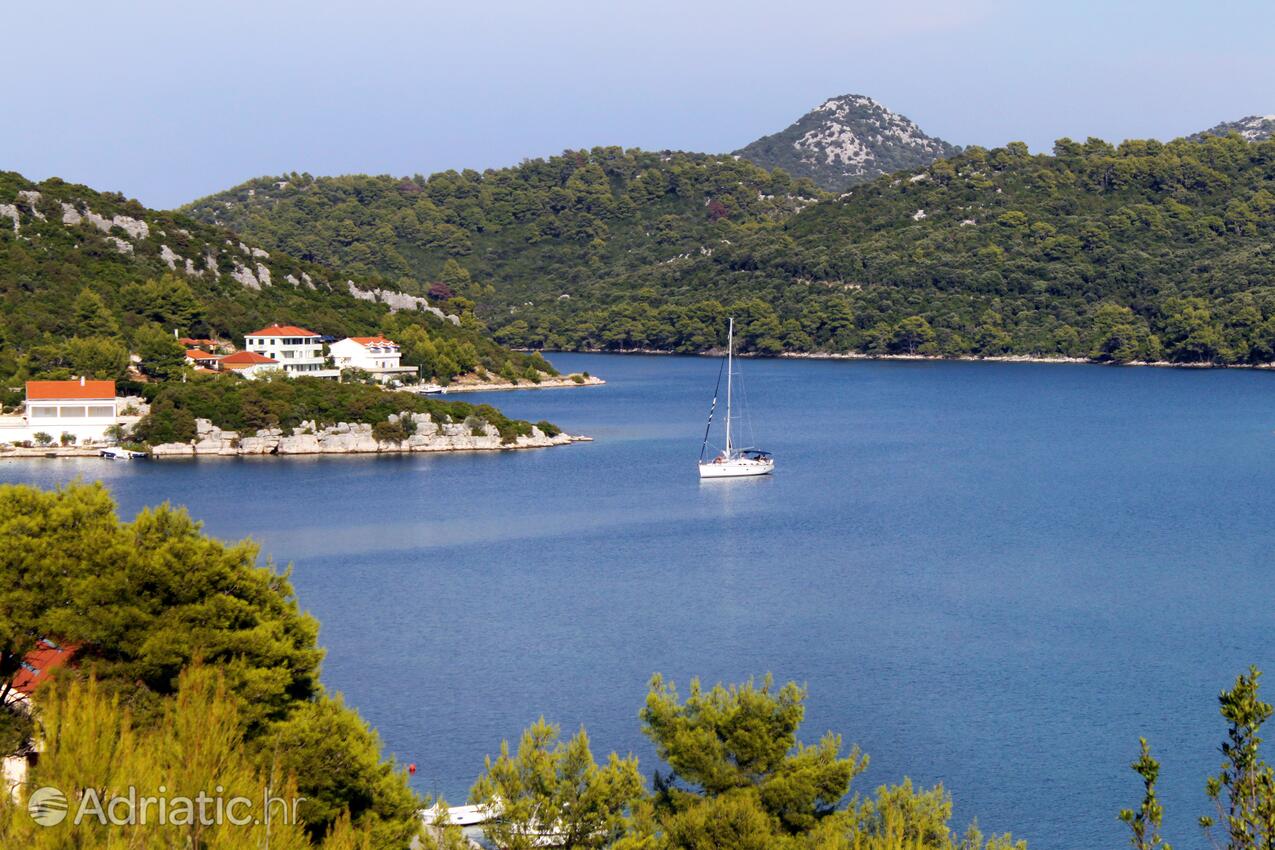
{"left": 186, "top": 135, "right": 1275, "bottom": 366}
{"left": 0, "top": 171, "right": 550, "bottom": 391}
{"left": 181, "top": 148, "right": 824, "bottom": 344}
{"left": 1190, "top": 114, "right": 1275, "bottom": 142}
{"left": 733, "top": 94, "right": 960, "bottom": 191}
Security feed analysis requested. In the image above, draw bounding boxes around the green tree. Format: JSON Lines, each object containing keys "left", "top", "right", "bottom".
{"left": 133, "top": 322, "right": 188, "bottom": 381}
{"left": 1200, "top": 667, "right": 1275, "bottom": 850}
{"left": 471, "top": 718, "right": 643, "bottom": 850}
{"left": 71, "top": 288, "right": 121, "bottom": 338}
{"left": 265, "top": 695, "right": 422, "bottom": 848}
{"left": 64, "top": 336, "right": 130, "bottom": 381}
{"left": 890, "top": 317, "right": 937, "bottom": 355}
{"left": 0, "top": 483, "right": 421, "bottom": 849}
{"left": 640, "top": 675, "right": 867, "bottom": 835}
{"left": 1119, "top": 739, "right": 1171, "bottom": 850}
{"left": 0, "top": 668, "right": 374, "bottom": 850}
{"left": 131, "top": 397, "right": 196, "bottom": 444}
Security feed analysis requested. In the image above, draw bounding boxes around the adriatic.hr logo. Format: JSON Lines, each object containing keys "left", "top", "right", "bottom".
{"left": 24, "top": 785, "right": 303, "bottom": 828}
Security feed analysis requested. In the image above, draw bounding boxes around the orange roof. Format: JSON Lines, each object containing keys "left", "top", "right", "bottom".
{"left": 179, "top": 337, "right": 218, "bottom": 347}
{"left": 247, "top": 323, "right": 318, "bottom": 337}
{"left": 185, "top": 349, "right": 219, "bottom": 359}
{"left": 13, "top": 639, "right": 78, "bottom": 696}
{"left": 26, "top": 380, "right": 116, "bottom": 400}
{"left": 220, "top": 351, "right": 278, "bottom": 367}
{"left": 349, "top": 336, "right": 398, "bottom": 347}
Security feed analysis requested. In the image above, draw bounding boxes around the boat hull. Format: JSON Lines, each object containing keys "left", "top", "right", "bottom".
{"left": 698, "top": 459, "right": 774, "bottom": 479}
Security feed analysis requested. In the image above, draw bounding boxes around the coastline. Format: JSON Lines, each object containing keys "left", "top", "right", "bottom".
{"left": 0, "top": 413, "right": 591, "bottom": 461}
{"left": 537, "top": 347, "right": 1275, "bottom": 370}
{"left": 442, "top": 373, "right": 605, "bottom": 393}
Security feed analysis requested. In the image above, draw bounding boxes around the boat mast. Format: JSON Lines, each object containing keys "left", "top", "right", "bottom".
{"left": 725, "top": 317, "right": 733, "bottom": 456}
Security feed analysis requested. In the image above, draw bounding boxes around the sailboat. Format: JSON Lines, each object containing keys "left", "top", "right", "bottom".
{"left": 698, "top": 318, "right": 775, "bottom": 479}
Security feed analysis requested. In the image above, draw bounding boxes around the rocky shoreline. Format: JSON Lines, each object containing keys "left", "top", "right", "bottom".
{"left": 0, "top": 413, "right": 590, "bottom": 460}
{"left": 443, "top": 374, "right": 605, "bottom": 393}
{"left": 148, "top": 413, "right": 588, "bottom": 457}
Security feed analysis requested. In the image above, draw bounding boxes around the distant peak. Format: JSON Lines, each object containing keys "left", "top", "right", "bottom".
{"left": 1189, "top": 114, "right": 1275, "bottom": 142}
{"left": 733, "top": 93, "right": 959, "bottom": 191}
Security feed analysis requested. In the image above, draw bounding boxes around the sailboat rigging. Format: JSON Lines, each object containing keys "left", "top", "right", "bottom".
{"left": 698, "top": 318, "right": 775, "bottom": 479}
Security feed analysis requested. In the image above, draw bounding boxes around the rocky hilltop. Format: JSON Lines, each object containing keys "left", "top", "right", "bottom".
{"left": 734, "top": 94, "right": 960, "bottom": 191}
{"left": 1189, "top": 115, "right": 1275, "bottom": 142}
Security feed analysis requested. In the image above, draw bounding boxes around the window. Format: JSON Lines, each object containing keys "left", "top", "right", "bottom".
{"left": 87, "top": 406, "right": 114, "bottom": 418}
{"left": 59, "top": 406, "right": 87, "bottom": 419}
{"left": 30, "top": 405, "right": 56, "bottom": 419}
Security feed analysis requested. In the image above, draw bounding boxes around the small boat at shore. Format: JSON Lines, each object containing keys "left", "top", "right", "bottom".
{"left": 698, "top": 318, "right": 774, "bottom": 479}
{"left": 412, "top": 382, "right": 448, "bottom": 395}
{"left": 100, "top": 447, "right": 146, "bottom": 460}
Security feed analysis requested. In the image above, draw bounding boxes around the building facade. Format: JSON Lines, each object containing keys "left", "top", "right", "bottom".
{"left": 244, "top": 324, "right": 338, "bottom": 377}
{"left": 4, "top": 379, "right": 120, "bottom": 444}
{"left": 329, "top": 336, "right": 419, "bottom": 383}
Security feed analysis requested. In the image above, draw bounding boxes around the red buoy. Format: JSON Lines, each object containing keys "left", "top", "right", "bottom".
{"left": 408, "top": 763, "right": 417, "bottom": 775}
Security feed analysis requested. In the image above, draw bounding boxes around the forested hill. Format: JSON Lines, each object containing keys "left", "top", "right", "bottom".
{"left": 181, "top": 147, "right": 824, "bottom": 323}
{"left": 0, "top": 171, "right": 548, "bottom": 388}
{"left": 188, "top": 136, "right": 1275, "bottom": 366}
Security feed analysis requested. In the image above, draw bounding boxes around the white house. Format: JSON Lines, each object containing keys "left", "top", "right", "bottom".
{"left": 3, "top": 379, "right": 120, "bottom": 444}
{"left": 244, "top": 324, "right": 339, "bottom": 378}
{"left": 329, "top": 336, "right": 419, "bottom": 383}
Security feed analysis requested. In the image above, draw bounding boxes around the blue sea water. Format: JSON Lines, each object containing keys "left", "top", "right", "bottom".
{"left": 4, "top": 352, "right": 1274, "bottom": 849}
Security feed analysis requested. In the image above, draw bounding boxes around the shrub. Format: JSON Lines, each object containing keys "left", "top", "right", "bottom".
{"left": 371, "top": 419, "right": 409, "bottom": 444}
{"left": 32, "top": 432, "right": 53, "bottom": 446}
{"left": 59, "top": 432, "right": 75, "bottom": 446}
{"left": 131, "top": 398, "right": 196, "bottom": 445}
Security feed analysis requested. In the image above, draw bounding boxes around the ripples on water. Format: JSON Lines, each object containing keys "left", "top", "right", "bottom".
{"left": 4, "top": 353, "right": 1274, "bottom": 849}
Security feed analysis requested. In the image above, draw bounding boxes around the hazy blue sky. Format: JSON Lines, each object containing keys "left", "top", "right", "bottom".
{"left": 7, "top": 0, "right": 1273, "bottom": 208}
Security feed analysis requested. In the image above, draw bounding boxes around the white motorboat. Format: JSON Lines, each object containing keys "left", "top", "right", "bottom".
{"left": 99, "top": 447, "right": 146, "bottom": 460}
{"left": 697, "top": 318, "right": 774, "bottom": 479}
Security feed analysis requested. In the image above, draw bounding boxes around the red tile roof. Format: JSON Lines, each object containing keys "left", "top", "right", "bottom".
{"left": 26, "top": 380, "right": 116, "bottom": 401}
{"left": 349, "top": 336, "right": 398, "bottom": 347}
{"left": 247, "top": 324, "right": 318, "bottom": 337}
{"left": 184, "top": 349, "right": 219, "bottom": 359}
{"left": 12, "top": 639, "right": 78, "bottom": 697}
{"left": 220, "top": 351, "right": 278, "bottom": 367}
{"left": 179, "top": 337, "right": 218, "bottom": 347}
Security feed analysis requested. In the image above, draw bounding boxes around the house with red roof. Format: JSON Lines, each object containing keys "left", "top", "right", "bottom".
{"left": 219, "top": 350, "right": 281, "bottom": 379}
{"left": 244, "top": 324, "right": 338, "bottom": 378}
{"left": 0, "top": 378, "right": 120, "bottom": 445}
{"left": 184, "top": 349, "right": 223, "bottom": 371}
{"left": 329, "top": 336, "right": 418, "bottom": 384}
{"left": 3, "top": 639, "right": 77, "bottom": 711}
{"left": 3, "top": 639, "right": 78, "bottom": 798}
{"left": 178, "top": 337, "right": 226, "bottom": 353}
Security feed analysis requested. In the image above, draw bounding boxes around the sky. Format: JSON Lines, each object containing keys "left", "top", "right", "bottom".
{"left": 6, "top": 0, "right": 1274, "bottom": 209}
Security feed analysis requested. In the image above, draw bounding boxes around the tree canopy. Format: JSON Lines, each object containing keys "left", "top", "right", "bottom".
{"left": 0, "top": 483, "right": 420, "bottom": 848}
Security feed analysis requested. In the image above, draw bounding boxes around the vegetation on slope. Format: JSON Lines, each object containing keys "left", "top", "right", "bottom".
{"left": 191, "top": 136, "right": 1275, "bottom": 365}
{"left": 0, "top": 171, "right": 551, "bottom": 400}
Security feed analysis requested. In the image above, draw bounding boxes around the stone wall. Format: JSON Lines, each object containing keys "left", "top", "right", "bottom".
{"left": 149, "top": 412, "right": 583, "bottom": 457}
